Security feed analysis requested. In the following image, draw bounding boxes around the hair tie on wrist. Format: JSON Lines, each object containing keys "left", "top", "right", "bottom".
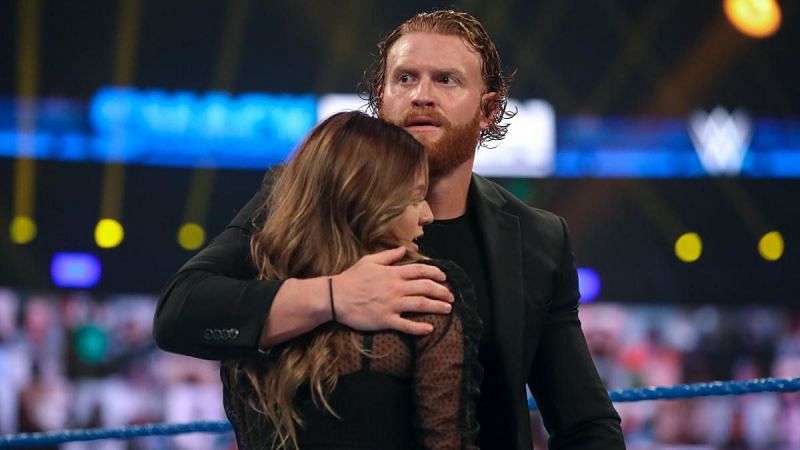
{"left": 329, "top": 277, "right": 338, "bottom": 323}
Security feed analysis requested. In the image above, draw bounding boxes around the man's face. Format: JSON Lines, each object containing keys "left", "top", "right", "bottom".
{"left": 379, "top": 32, "right": 495, "bottom": 177}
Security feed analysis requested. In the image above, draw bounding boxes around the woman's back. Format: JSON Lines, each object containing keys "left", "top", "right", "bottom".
{"left": 222, "top": 259, "right": 482, "bottom": 450}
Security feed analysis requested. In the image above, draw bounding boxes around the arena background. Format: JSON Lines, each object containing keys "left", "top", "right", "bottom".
{"left": 1, "top": 1, "right": 798, "bottom": 449}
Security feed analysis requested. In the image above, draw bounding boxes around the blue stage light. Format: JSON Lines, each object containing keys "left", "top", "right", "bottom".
{"left": 577, "top": 267, "right": 601, "bottom": 303}
{"left": 51, "top": 252, "right": 101, "bottom": 288}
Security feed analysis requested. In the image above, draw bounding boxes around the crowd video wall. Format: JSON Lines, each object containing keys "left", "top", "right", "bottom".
{"left": 1, "top": 290, "right": 799, "bottom": 449}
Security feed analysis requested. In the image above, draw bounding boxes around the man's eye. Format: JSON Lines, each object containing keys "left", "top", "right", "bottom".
{"left": 398, "top": 74, "right": 411, "bottom": 83}
{"left": 440, "top": 76, "right": 457, "bottom": 85}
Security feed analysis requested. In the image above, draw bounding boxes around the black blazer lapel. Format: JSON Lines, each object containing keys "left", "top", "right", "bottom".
{"left": 470, "top": 175, "right": 525, "bottom": 395}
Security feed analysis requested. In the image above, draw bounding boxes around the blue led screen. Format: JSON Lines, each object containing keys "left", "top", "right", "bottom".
{"left": 1, "top": 88, "right": 799, "bottom": 177}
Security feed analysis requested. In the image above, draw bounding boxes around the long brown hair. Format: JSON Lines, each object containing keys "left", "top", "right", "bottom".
{"left": 363, "top": 9, "right": 515, "bottom": 146}
{"left": 229, "top": 111, "right": 427, "bottom": 449}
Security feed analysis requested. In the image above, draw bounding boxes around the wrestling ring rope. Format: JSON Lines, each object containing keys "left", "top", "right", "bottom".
{"left": 2, "top": 376, "right": 799, "bottom": 448}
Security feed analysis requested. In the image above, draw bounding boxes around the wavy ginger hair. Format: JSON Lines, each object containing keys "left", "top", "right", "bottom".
{"left": 363, "top": 9, "right": 515, "bottom": 147}
{"left": 228, "top": 111, "right": 428, "bottom": 449}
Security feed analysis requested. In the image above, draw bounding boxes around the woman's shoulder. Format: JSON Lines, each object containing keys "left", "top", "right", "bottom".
{"left": 418, "top": 258, "right": 471, "bottom": 290}
{"left": 417, "top": 258, "right": 481, "bottom": 331}
{"left": 418, "top": 258, "right": 476, "bottom": 304}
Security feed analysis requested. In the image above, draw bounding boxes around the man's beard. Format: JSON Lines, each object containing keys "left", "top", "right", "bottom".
{"left": 386, "top": 108, "right": 482, "bottom": 178}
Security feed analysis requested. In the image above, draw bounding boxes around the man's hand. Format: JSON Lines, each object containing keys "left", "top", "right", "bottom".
{"left": 260, "top": 247, "right": 454, "bottom": 348}
{"left": 332, "top": 247, "right": 454, "bottom": 335}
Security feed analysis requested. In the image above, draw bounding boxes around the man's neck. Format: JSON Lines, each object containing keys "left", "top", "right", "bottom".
{"left": 427, "top": 157, "right": 474, "bottom": 220}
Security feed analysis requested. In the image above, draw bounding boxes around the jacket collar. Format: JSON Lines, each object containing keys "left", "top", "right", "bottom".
{"left": 469, "top": 174, "right": 525, "bottom": 393}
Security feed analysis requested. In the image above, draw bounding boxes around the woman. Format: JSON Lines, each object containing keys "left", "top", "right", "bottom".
{"left": 222, "top": 111, "right": 482, "bottom": 450}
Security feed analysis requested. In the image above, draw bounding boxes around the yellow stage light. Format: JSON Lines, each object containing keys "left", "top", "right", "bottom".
{"left": 95, "top": 218, "right": 124, "bottom": 249}
{"left": 758, "top": 231, "right": 784, "bottom": 261}
{"left": 675, "top": 232, "right": 702, "bottom": 263}
{"left": 724, "top": 0, "right": 782, "bottom": 38}
{"left": 178, "top": 223, "right": 206, "bottom": 250}
{"left": 10, "top": 216, "right": 37, "bottom": 244}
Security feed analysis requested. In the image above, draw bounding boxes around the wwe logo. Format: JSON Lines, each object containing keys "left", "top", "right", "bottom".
{"left": 688, "top": 107, "right": 752, "bottom": 176}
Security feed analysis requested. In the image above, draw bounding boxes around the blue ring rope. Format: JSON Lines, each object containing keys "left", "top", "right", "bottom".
{"left": 2, "top": 376, "right": 799, "bottom": 448}
{"left": 0, "top": 421, "right": 232, "bottom": 448}
{"left": 528, "top": 376, "right": 800, "bottom": 410}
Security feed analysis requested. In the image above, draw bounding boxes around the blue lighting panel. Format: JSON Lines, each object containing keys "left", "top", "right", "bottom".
{"left": 1, "top": 92, "right": 799, "bottom": 177}
{"left": 51, "top": 252, "right": 101, "bottom": 288}
{"left": 577, "top": 267, "right": 601, "bottom": 303}
{"left": 555, "top": 117, "right": 800, "bottom": 178}
{"left": 88, "top": 88, "right": 318, "bottom": 168}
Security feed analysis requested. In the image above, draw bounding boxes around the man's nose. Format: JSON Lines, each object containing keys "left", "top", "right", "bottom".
{"left": 411, "top": 79, "right": 435, "bottom": 108}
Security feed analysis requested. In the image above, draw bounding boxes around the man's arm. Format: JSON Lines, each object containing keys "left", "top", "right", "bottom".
{"left": 527, "top": 217, "right": 625, "bottom": 449}
{"left": 264, "top": 250, "right": 456, "bottom": 348}
{"left": 153, "top": 192, "right": 455, "bottom": 361}
{"left": 153, "top": 191, "right": 277, "bottom": 360}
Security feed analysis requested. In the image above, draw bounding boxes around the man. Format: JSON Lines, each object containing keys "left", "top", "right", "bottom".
{"left": 154, "top": 10, "right": 625, "bottom": 449}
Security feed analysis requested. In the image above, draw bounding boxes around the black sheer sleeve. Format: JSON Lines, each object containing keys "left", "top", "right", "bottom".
{"left": 410, "top": 259, "right": 483, "bottom": 450}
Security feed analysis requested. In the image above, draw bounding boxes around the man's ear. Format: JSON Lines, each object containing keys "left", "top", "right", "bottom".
{"left": 376, "top": 86, "right": 385, "bottom": 111}
{"left": 480, "top": 92, "right": 499, "bottom": 130}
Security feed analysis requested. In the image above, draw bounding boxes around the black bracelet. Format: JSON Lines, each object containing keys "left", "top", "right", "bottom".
{"left": 328, "top": 277, "right": 338, "bottom": 323}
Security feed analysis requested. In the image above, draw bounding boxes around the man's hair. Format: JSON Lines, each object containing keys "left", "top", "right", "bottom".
{"left": 363, "top": 10, "right": 515, "bottom": 147}
{"left": 228, "top": 111, "right": 427, "bottom": 450}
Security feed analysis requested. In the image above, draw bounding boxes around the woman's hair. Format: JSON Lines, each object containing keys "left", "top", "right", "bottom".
{"left": 229, "top": 111, "right": 428, "bottom": 449}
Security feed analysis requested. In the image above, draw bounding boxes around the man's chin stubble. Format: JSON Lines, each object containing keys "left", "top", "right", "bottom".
{"left": 380, "top": 110, "right": 481, "bottom": 177}
{"left": 425, "top": 119, "right": 481, "bottom": 177}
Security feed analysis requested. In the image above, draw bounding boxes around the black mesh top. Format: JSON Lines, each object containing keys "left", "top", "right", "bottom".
{"left": 221, "top": 259, "right": 483, "bottom": 450}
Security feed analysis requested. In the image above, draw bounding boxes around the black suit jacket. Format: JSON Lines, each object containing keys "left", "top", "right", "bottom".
{"left": 153, "top": 173, "right": 624, "bottom": 449}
